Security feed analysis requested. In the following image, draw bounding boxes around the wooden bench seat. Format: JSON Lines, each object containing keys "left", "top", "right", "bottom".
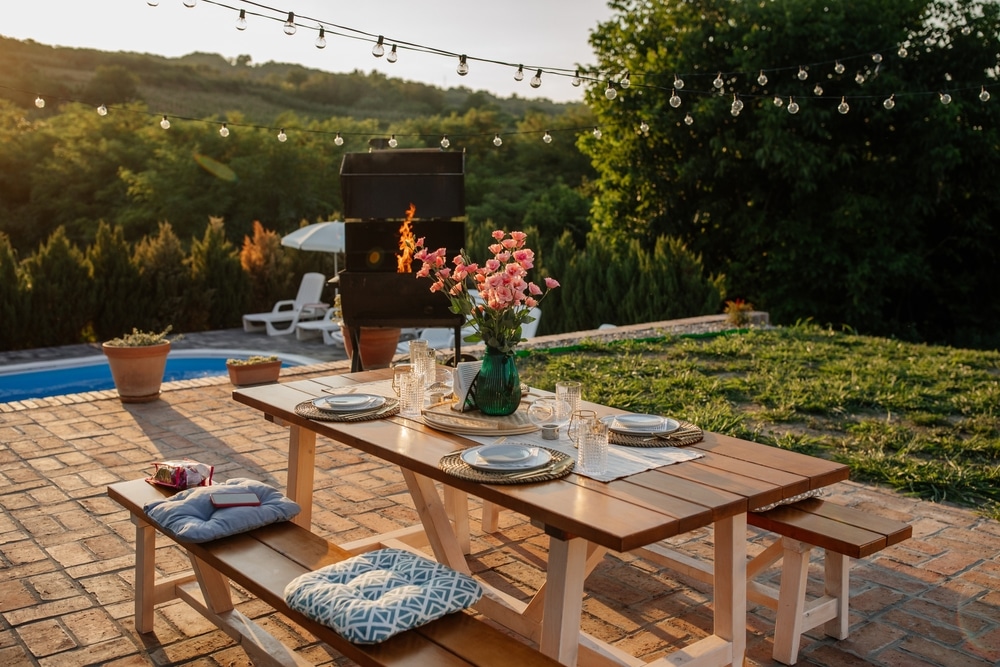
{"left": 108, "top": 479, "right": 561, "bottom": 667}
{"left": 638, "top": 497, "right": 912, "bottom": 665}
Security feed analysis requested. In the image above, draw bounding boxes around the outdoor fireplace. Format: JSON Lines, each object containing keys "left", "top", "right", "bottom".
{"left": 338, "top": 148, "right": 466, "bottom": 371}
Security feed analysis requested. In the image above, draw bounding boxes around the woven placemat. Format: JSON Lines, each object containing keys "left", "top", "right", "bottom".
{"left": 439, "top": 447, "right": 574, "bottom": 485}
{"left": 609, "top": 421, "right": 703, "bottom": 448}
{"left": 295, "top": 397, "right": 399, "bottom": 422}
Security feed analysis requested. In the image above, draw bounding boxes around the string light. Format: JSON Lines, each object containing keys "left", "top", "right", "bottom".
{"left": 787, "top": 97, "right": 799, "bottom": 114}
{"left": 883, "top": 94, "right": 896, "bottom": 109}
{"left": 814, "top": 84, "right": 824, "bottom": 96}
{"left": 97, "top": 104, "right": 108, "bottom": 116}
{"left": 440, "top": 135, "right": 450, "bottom": 148}
{"left": 219, "top": 122, "right": 229, "bottom": 137}
{"left": 638, "top": 121, "right": 649, "bottom": 134}
{"left": 797, "top": 66, "right": 808, "bottom": 81}
{"left": 939, "top": 92, "right": 952, "bottom": 104}
{"left": 277, "top": 128, "right": 287, "bottom": 142}
{"left": 898, "top": 45, "right": 909, "bottom": 57}
{"left": 713, "top": 72, "right": 724, "bottom": 89}
{"left": 838, "top": 97, "right": 850, "bottom": 114}
{"left": 182, "top": 0, "right": 197, "bottom": 7}
{"left": 530, "top": 69, "right": 542, "bottom": 88}
{"left": 855, "top": 72, "right": 866, "bottom": 84}
{"left": 387, "top": 45, "right": 398, "bottom": 63}
{"left": 669, "top": 89, "right": 681, "bottom": 108}
{"left": 236, "top": 9, "right": 247, "bottom": 30}
{"left": 493, "top": 133, "right": 502, "bottom": 146}
{"left": 834, "top": 61, "right": 845, "bottom": 74}
{"left": 34, "top": 96, "right": 44, "bottom": 108}
{"left": 980, "top": 86, "right": 991, "bottom": 102}
{"left": 605, "top": 82, "right": 617, "bottom": 100}
{"left": 283, "top": 12, "right": 296, "bottom": 36}
{"left": 592, "top": 126, "right": 602, "bottom": 139}
{"left": 388, "top": 134, "right": 398, "bottom": 148}
{"left": 315, "top": 26, "right": 326, "bottom": 49}
{"left": 684, "top": 113, "right": 694, "bottom": 125}
{"left": 334, "top": 132, "right": 344, "bottom": 146}
{"left": 773, "top": 96, "right": 784, "bottom": 107}
{"left": 757, "top": 70, "right": 768, "bottom": 86}
{"left": 542, "top": 130, "right": 552, "bottom": 143}
{"left": 514, "top": 65, "right": 524, "bottom": 82}
{"left": 572, "top": 70, "right": 581, "bottom": 87}
{"left": 872, "top": 53, "right": 883, "bottom": 63}
{"left": 146, "top": 0, "right": 158, "bottom": 6}
{"left": 457, "top": 55, "right": 469, "bottom": 76}
{"left": 160, "top": 115, "right": 170, "bottom": 129}
{"left": 372, "top": 36, "right": 385, "bottom": 58}
{"left": 673, "top": 74, "right": 685, "bottom": 90}
{"left": 730, "top": 94, "right": 743, "bottom": 116}
{"left": 620, "top": 70, "right": 631, "bottom": 89}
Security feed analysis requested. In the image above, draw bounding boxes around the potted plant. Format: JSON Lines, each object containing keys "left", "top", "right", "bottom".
{"left": 226, "top": 355, "right": 282, "bottom": 386}
{"left": 102, "top": 326, "right": 178, "bottom": 403}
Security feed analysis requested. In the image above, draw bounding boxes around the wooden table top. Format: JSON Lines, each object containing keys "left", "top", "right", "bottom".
{"left": 233, "top": 370, "right": 849, "bottom": 553}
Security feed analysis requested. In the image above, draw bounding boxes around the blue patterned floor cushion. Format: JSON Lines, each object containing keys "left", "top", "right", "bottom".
{"left": 284, "top": 548, "right": 483, "bottom": 644}
{"left": 143, "top": 478, "right": 300, "bottom": 543}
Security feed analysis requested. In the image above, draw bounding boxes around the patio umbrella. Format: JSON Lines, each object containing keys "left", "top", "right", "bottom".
{"left": 281, "top": 221, "right": 346, "bottom": 275}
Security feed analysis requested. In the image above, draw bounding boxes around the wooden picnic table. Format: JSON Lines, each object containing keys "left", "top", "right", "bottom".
{"left": 232, "top": 369, "right": 848, "bottom": 667}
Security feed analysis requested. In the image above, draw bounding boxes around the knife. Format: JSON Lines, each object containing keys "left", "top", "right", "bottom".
{"left": 505, "top": 457, "right": 575, "bottom": 480}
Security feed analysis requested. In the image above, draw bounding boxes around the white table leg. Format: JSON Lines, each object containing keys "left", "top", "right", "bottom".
{"left": 540, "top": 535, "right": 588, "bottom": 666}
{"left": 286, "top": 425, "right": 316, "bottom": 528}
{"left": 713, "top": 513, "right": 747, "bottom": 667}
{"left": 400, "top": 469, "right": 470, "bottom": 573}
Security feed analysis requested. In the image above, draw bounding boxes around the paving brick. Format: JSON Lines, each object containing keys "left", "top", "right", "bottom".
{"left": 16, "top": 619, "right": 76, "bottom": 657}
{"left": 36, "top": 636, "right": 139, "bottom": 667}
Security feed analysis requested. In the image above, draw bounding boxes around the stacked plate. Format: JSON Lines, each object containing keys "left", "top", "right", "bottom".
{"left": 460, "top": 443, "right": 552, "bottom": 473}
{"left": 600, "top": 413, "right": 680, "bottom": 436}
{"left": 311, "top": 393, "right": 386, "bottom": 414}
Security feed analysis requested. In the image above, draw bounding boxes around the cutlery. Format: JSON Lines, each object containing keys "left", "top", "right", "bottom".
{"left": 505, "top": 458, "right": 574, "bottom": 480}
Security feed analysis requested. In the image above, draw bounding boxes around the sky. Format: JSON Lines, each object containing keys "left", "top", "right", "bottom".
{"left": 3, "top": 0, "right": 617, "bottom": 104}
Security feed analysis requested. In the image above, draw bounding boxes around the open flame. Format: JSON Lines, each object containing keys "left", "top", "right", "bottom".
{"left": 397, "top": 203, "right": 417, "bottom": 273}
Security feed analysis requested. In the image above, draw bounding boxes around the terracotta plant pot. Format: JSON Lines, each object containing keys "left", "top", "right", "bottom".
{"left": 340, "top": 325, "right": 401, "bottom": 370}
{"left": 102, "top": 341, "right": 171, "bottom": 403}
{"left": 226, "top": 360, "right": 282, "bottom": 387}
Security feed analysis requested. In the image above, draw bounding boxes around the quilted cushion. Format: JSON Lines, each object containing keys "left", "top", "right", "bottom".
{"left": 143, "top": 478, "right": 300, "bottom": 543}
{"left": 283, "top": 548, "right": 483, "bottom": 644}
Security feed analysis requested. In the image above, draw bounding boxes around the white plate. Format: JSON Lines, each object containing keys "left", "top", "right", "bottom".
{"left": 601, "top": 414, "right": 681, "bottom": 435}
{"left": 461, "top": 445, "right": 551, "bottom": 472}
{"left": 476, "top": 443, "right": 534, "bottom": 464}
{"left": 312, "top": 394, "right": 386, "bottom": 413}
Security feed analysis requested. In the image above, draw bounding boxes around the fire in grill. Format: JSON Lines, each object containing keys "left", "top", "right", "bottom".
{"left": 338, "top": 148, "right": 466, "bottom": 370}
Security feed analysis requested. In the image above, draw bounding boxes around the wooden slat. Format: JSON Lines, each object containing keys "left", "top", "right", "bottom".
{"left": 748, "top": 505, "right": 886, "bottom": 558}
{"left": 790, "top": 498, "right": 913, "bottom": 546}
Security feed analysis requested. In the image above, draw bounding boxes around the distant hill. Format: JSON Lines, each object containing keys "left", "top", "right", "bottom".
{"left": 0, "top": 35, "right": 579, "bottom": 124}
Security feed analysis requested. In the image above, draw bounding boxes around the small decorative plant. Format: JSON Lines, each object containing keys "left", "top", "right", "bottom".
{"left": 226, "top": 355, "right": 279, "bottom": 366}
{"left": 105, "top": 326, "right": 180, "bottom": 347}
{"left": 225, "top": 354, "right": 281, "bottom": 386}
{"left": 723, "top": 299, "right": 755, "bottom": 327}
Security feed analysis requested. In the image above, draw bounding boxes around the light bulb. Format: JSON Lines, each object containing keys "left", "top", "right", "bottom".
{"left": 787, "top": 98, "right": 799, "bottom": 114}
{"left": 872, "top": 53, "right": 883, "bottom": 64}
{"left": 883, "top": 94, "right": 895, "bottom": 110}
{"left": 97, "top": 104, "right": 108, "bottom": 116}
{"left": 160, "top": 116, "right": 170, "bottom": 129}
{"left": 387, "top": 45, "right": 397, "bottom": 63}
{"left": 669, "top": 89, "right": 681, "bottom": 108}
{"left": 731, "top": 94, "right": 743, "bottom": 113}
{"left": 757, "top": 70, "right": 768, "bottom": 86}
{"left": 334, "top": 132, "right": 344, "bottom": 146}
{"left": 713, "top": 72, "right": 724, "bottom": 88}
{"left": 315, "top": 26, "right": 326, "bottom": 49}
{"left": 834, "top": 61, "right": 845, "bottom": 75}
{"left": 592, "top": 127, "right": 602, "bottom": 139}
{"left": 388, "top": 134, "right": 398, "bottom": 148}
{"left": 530, "top": 69, "right": 542, "bottom": 88}
{"left": 838, "top": 97, "right": 850, "bottom": 114}
{"left": 219, "top": 123, "right": 229, "bottom": 137}
{"left": 572, "top": 69, "right": 581, "bottom": 87}
{"left": 514, "top": 65, "right": 524, "bottom": 82}
{"left": 980, "top": 86, "right": 991, "bottom": 102}
{"left": 493, "top": 133, "right": 502, "bottom": 147}
{"left": 673, "top": 74, "right": 684, "bottom": 90}
{"left": 440, "top": 135, "right": 450, "bottom": 149}
{"left": 814, "top": 84, "right": 824, "bottom": 96}
{"left": 183, "top": 0, "right": 196, "bottom": 7}
{"left": 797, "top": 66, "right": 808, "bottom": 81}
{"left": 372, "top": 36, "right": 385, "bottom": 58}
{"left": 605, "top": 82, "right": 617, "bottom": 100}
{"left": 456, "top": 55, "right": 469, "bottom": 76}
{"left": 620, "top": 70, "right": 630, "bottom": 89}
{"left": 542, "top": 131, "right": 552, "bottom": 144}
{"left": 277, "top": 128, "right": 287, "bottom": 142}
{"left": 34, "top": 96, "right": 44, "bottom": 108}
{"left": 236, "top": 9, "right": 247, "bottom": 30}
{"left": 855, "top": 72, "right": 866, "bottom": 85}
{"left": 898, "top": 45, "right": 908, "bottom": 58}
{"left": 940, "top": 92, "right": 952, "bottom": 105}
{"left": 146, "top": 0, "right": 158, "bottom": 5}
{"left": 639, "top": 121, "right": 649, "bottom": 134}
{"left": 962, "top": 25, "right": 972, "bottom": 35}
{"left": 684, "top": 113, "right": 694, "bottom": 125}
{"left": 283, "top": 12, "right": 296, "bottom": 35}
{"left": 773, "top": 96, "right": 784, "bottom": 107}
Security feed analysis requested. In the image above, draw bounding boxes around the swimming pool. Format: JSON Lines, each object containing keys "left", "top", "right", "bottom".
{"left": 0, "top": 349, "right": 320, "bottom": 403}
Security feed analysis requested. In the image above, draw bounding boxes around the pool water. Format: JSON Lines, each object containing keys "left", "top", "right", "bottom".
{"left": 0, "top": 352, "right": 310, "bottom": 403}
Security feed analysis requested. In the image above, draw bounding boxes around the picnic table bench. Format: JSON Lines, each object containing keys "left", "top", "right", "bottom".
{"left": 108, "top": 479, "right": 561, "bottom": 667}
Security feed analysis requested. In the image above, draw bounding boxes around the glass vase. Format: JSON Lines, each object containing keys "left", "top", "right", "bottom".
{"left": 474, "top": 346, "right": 521, "bottom": 416}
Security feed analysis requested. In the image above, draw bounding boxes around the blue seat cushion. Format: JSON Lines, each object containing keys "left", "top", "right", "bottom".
{"left": 284, "top": 548, "right": 483, "bottom": 644}
{"left": 143, "top": 478, "right": 300, "bottom": 543}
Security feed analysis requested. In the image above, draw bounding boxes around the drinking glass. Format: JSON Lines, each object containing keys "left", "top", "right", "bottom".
{"left": 397, "top": 368, "right": 423, "bottom": 418}
{"left": 409, "top": 339, "right": 434, "bottom": 389}
{"left": 567, "top": 409, "right": 597, "bottom": 447}
{"left": 579, "top": 419, "right": 609, "bottom": 475}
{"left": 527, "top": 397, "right": 572, "bottom": 439}
{"left": 391, "top": 363, "right": 414, "bottom": 396}
{"left": 556, "top": 381, "right": 582, "bottom": 422}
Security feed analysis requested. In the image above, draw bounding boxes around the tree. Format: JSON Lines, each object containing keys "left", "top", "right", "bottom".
{"left": 0, "top": 233, "right": 27, "bottom": 350}
{"left": 584, "top": 0, "right": 1000, "bottom": 347}
{"left": 20, "top": 227, "right": 92, "bottom": 346}
{"left": 82, "top": 65, "right": 140, "bottom": 105}
{"left": 87, "top": 221, "right": 141, "bottom": 341}
{"left": 186, "top": 216, "right": 249, "bottom": 330}
{"left": 133, "top": 221, "right": 193, "bottom": 333}
{"left": 240, "top": 219, "right": 293, "bottom": 313}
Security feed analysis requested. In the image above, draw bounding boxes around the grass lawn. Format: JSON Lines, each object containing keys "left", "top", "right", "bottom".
{"left": 517, "top": 323, "right": 1000, "bottom": 519}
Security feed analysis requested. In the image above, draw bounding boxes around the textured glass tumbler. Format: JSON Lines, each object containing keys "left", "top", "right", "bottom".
{"left": 555, "top": 381, "right": 582, "bottom": 422}
{"left": 397, "top": 369, "right": 423, "bottom": 418}
{"left": 579, "top": 420, "right": 609, "bottom": 475}
{"left": 409, "top": 339, "right": 434, "bottom": 389}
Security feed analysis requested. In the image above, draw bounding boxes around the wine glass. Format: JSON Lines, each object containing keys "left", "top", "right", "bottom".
{"left": 567, "top": 409, "right": 598, "bottom": 447}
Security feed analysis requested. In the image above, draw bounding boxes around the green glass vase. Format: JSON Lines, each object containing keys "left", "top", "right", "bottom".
{"left": 474, "top": 346, "right": 521, "bottom": 416}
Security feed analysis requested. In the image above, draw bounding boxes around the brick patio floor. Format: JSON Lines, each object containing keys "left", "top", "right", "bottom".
{"left": 1, "top": 323, "right": 998, "bottom": 666}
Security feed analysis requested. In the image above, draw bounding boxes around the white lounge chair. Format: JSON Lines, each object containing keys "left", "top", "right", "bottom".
{"left": 294, "top": 308, "right": 346, "bottom": 346}
{"left": 242, "top": 272, "right": 327, "bottom": 336}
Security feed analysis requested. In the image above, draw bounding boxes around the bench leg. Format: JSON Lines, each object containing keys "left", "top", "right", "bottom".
{"left": 189, "top": 554, "right": 235, "bottom": 614}
{"left": 443, "top": 487, "right": 471, "bottom": 554}
{"left": 823, "top": 551, "right": 850, "bottom": 640}
{"left": 133, "top": 517, "right": 156, "bottom": 633}
{"left": 772, "top": 538, "right": 811, "bottom": 665}
{"left": 481, "top": 500, "right": 502, "bottom": 533}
